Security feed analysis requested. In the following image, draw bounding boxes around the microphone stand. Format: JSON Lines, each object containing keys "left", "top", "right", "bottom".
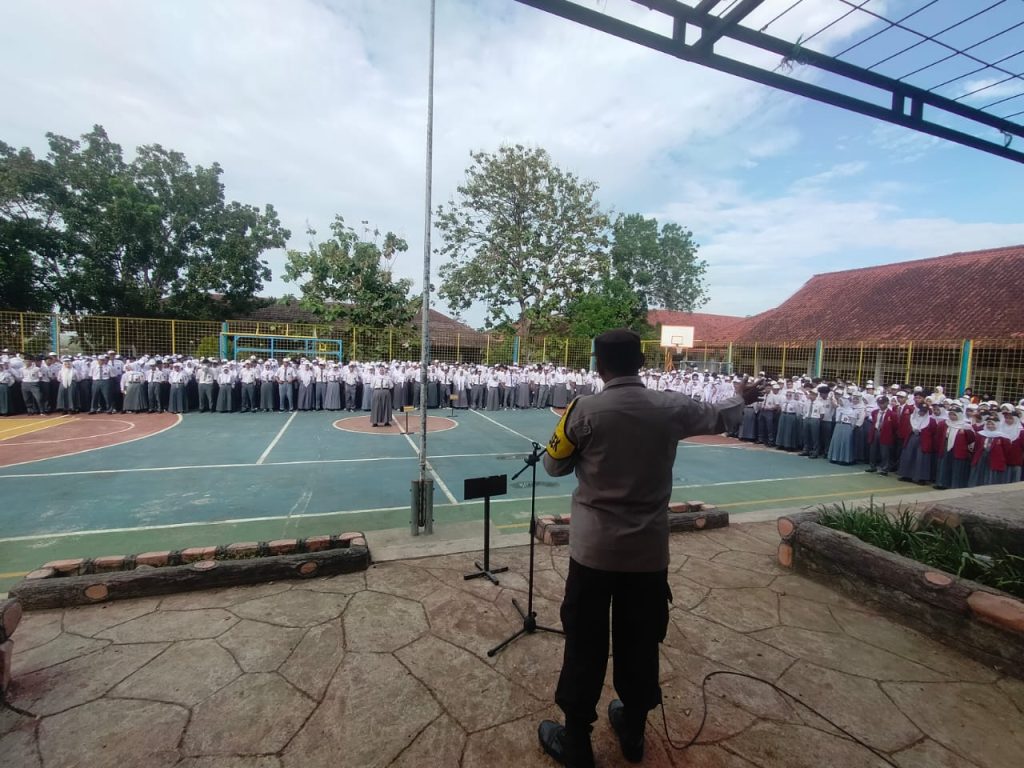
{"left": 488, "top": 441, "right": 564, "bottom": 657}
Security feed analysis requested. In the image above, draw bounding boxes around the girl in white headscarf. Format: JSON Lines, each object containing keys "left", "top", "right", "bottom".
{"left": 934, "top": 403, "right": 974, "bottom": 490}
{"left": 969, "top": 417, "right": 1009, "bottom": 487}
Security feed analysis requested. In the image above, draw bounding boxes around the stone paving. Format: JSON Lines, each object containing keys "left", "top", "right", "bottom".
{"left": 2, "top": 521, "right": 1023, "bottom": 768}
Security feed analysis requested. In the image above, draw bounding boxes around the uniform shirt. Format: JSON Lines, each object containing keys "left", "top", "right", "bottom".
{"left": 22, "top": 365, "right": 43, "bottom": 383}
{"left": 543, "top": 376, "right": 743, "bottom": 572}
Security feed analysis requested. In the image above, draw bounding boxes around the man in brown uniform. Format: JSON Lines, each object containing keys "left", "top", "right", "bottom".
{"left": 538, "top": 329, "right": 763, "bottom": 767}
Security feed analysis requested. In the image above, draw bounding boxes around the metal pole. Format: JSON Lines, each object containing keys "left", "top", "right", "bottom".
{"left": 417, "top": 0, "right": 437, "bottom": 534}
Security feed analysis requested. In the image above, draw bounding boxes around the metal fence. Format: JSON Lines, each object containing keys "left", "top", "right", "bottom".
{"left": 2, "top": 310, "right": 1022, "bottom": 401}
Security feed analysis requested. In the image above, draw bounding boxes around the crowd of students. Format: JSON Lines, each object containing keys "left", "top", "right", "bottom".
{"left": 730, "top": 376, "right": 1024, "bottom": 489}
{"left": 3, "top": 350, "right": 1021, "bottom": 488}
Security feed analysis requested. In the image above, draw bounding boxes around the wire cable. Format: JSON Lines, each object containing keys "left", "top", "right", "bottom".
{"left": 956, "top": 68, "right": 1024, "bottom": 102}
{"left": 798, "top": 0, "right": 873, "bottom": 48}
{"left": 758, "top": 0, "right": 807, "bottom": 33}
{"left": 833, "top": 0, "right": 1024, "bottom": 86}
{"left": 834, "top": 0, "right": 938, "bottom": 58}
{"left": 659, "top": 670, "right": 901, "bottom": 767}
{"left": 929, "top": 46, "right": 1024, "bottom": 92}
{"left": 866, "top": 1, "right": 1007, "bottom": 71}
{"left": 900, "top": 20, "right": 1024, "bottom": 81}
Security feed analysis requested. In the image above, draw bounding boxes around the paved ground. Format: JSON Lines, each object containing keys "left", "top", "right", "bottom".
{"left": 3, "top": 517, "right": 1023, "bottom": 768}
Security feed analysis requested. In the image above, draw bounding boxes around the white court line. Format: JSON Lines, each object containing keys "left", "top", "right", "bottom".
{"left": 397, "top": 425, "right": 459, "bottom": 505}
{"left": 0, "top": 451, "right": 530, "bottom": 480}
{"left": 257, "top": 411, "right": 296, "bottom": 465}
{"left": 470, "top": 408, "right": 539, "bottom": 445}
{"left": 0, "top": 470, "right": 871, "bottom": 544}
{"left": 0, "top": 414, "right": 183, "bottom": 472}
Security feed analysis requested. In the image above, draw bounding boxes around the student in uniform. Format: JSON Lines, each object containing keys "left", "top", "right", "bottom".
{"left": 278, "top": 360, "right": 297, "bottom": 412}
{"left": 55, "top": 358, "right": 80, "bottom": 414}
{"left": 216, "top": 366, "right": 234, "bottom": 412}
{"left": 370, "top": 365, "right": 393, "bottom": 427}
{"left": 21, "top": 358, "right": 47, "bottom": 415}
{"left": 122, "top": 364, "right": 147, "bottom": 413}
{"left": 239, "top": 361, "right": 258, "bottom": 413}
{"left": 324, "top": 362, "right": 343, "bottom": 411}
{"left": 934, "top": 402, "right": 973, "bottom": 490}
{"left": 168, "top": 362, "right": 188, "bottom": 413}
{"left": 343, "top": 363, "right": 360, "bottom": 412}
{"left": 196, "top": 360, "right": 217, "bottom": 413}
{"left": 1000, "top": 404, "right": 1023, "bottom": 483}
{"left": 969, "top": 417, "right": 1009, "bottom": 487}
{"left": 0, "top": 360, "right": 15, "bottom": 416}
{"left": 259, "top": 361, "right": 278, "bottom": 412}
{"left": 865, "top": 396, "right": 897, "bottom": 475}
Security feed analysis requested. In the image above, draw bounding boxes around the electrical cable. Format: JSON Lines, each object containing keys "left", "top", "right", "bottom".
{"left": 658, "top": 670, "right": 901, "bottom": 768}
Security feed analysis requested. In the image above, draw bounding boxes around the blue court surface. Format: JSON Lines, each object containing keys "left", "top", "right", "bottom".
{"left": 0, "top": 408, "right": 908, "bottom": 591}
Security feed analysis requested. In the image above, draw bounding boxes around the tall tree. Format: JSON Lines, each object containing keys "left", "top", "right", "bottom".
{"left": 565, "top": 276, "right": 648, "bottom": 338}
{"left": 282, "top": 215, "right": 414, "bottom": 327}
{"left": 611, "top": 213, "right": 708, "bottom": 312}
{"left": 0, "top": 125, "right": 289, "bottom": 318}
{"left": 436, "top": 145, "right": 609, "bottom": 335}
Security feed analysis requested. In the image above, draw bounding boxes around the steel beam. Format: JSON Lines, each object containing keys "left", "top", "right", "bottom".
{"left": 693, "top": 0, "right": 765, "bottom": 54}
{"left": 512, "top": 0, "right": 1024, "bottom": 164}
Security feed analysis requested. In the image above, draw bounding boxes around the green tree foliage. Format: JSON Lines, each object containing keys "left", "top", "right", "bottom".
{"left": 565, "top": 276, "right": 648, "bottom": 338}
{"left": 0, "top": 125, "right": 289, "bottom": 318}
{"left": 436, "top": 145, "right": 609, "bottom": 335}
{"left": 611, "top": 213, "right": 708, "bottom": 312}
{"left": 283, "top": 215, "right": 414, "bottom": 327}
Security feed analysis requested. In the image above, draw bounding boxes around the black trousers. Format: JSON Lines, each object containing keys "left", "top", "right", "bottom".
{"left": 556, "top": 559, "right": 671, "bottom": 729}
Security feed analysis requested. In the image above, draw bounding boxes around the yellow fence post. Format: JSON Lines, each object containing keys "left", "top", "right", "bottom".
{"left": 19, "top": 313, "right": 25, "bottom": 351}
{"left": 780, "top": 345, "right": 788, "bottom": 378}
{"left": 389, "top": 329, "right": 393, "bottom": 360}
{"left": 541, "top": 337, "right": 547, "bottom": 362}
{"left": 171, "top": 320, "right": 177, "bottom": 355}
{"left": 456, "top": 333, "right": 461, "bottom": 362}
{"left": 352, "top": 328, "right": 357, "bottom": 360}
{"left": 486, "top": 335, "right": 491, "bottom": 365}
{"left": 905, "top": 342, "right": 913, "bottom": 384}
{"left": 564, "top": 339, "right": 569, "bottom": 367}
{"left": 115, "top": 318, "right": 121, "bottom": 352}
{"left": 857, "top": 343, "right": 864, "bottom": 384}
{"left": 753, "top": 343, "right": 759, "bottom": 374}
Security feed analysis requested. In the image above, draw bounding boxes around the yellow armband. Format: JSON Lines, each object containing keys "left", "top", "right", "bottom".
{"left": 546, "top": 397, "right": 580, "bottom": 460}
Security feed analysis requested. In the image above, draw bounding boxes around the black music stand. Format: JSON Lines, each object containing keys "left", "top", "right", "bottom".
{"left": 463, "top": 474, "right": 509, "bottom": 584}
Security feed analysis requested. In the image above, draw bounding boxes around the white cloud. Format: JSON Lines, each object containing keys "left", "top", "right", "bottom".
{"left": 1, "top": 0, "right": 1018, "bottom": 330}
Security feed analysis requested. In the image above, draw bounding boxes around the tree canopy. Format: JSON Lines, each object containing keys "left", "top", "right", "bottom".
{"left": 283, "top": 215, "right": 414, "bottom": 327}
{"left": 436, "top": 145, "right": 609, "bottom": 335}
{"left": 0, "top": 125, "right": 289, "bottom": 318}
{"left": 611, "top": 213, "right": 709, "bottom": 313}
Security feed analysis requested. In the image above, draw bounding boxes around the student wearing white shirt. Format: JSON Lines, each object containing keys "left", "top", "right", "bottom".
{"left": 55, "top": 358, "right": 80, "bottom": 413}
{"left": 239, "top": 361, "right": 258, "bottom": 413}
{"left": 370, "top": 366, "right": 393, "bottom": 426}
{"left": 168, "top": 363, "right": 189, "bottom": 413}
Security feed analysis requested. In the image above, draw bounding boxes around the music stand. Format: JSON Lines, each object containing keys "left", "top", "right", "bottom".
{"left": 463, "top": 474, "right": 509, "bottom": 584}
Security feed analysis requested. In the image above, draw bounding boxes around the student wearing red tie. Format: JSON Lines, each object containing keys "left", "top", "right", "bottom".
{"left": 865, "top": 395, "right": 898, "bottom": 475}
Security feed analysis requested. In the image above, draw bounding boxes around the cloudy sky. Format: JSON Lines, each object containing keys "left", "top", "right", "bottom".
{"left": 3, "top": 0, "right": 1023, "bottom": 326}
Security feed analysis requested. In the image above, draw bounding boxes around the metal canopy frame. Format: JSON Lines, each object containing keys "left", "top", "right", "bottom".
{"left": 513, "top": 0, "right": 1024, "bottom": 164}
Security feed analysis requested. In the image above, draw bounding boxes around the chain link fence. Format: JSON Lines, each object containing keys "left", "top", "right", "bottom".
{"left": 2, "top": 310, "right": 1022, "bottom": 401}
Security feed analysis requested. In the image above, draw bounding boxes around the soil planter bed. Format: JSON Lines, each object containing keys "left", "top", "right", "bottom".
{"left": 777, "top": 504, "right": 1024, "bottom": 676}
{"left": 9, "top": 532, "right": 370, "bottom": 610}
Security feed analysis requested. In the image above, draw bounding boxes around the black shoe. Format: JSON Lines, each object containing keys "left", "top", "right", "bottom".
{"left": 865, "top": 467, "right": 876, "bottom": 473}
{"left": 608, "top": 700, "right": 644, "bottom": 763}
{"left": 879, "top": 471, "right": 888, "bottom": 476}
{"left": 537, "top": 720, "right": 594, "bottom": 768}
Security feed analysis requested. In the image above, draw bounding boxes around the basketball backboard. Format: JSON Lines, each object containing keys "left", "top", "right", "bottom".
{"left": 659, "top": 325, "right": 694, "bottom": 350}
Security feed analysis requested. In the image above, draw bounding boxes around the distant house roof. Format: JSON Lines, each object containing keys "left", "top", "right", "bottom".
{"left": 733, "top": 245, "right": 1024, "bottom": 343}
{"left": 646, "top": 310, "right": 749, "bottom": 343}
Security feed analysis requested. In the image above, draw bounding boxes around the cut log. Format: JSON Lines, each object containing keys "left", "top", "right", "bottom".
{"left": 0, "top": 599, "right": 22, "bottom": 642}
{"left": 792, "top": 522, "right": 974, "bottom": 615}
{"left": 11, "top": 546, "right": 369, "bottom": 611}
{"left": 776, "top": 510, "right": 822, "bottom": 541}
{"left": 668, "top": 508, "right": 729, "bottom": 533}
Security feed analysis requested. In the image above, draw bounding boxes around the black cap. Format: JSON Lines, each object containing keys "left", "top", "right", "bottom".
{"left": 594, "top": 329, "right": 644, "bottom": 376}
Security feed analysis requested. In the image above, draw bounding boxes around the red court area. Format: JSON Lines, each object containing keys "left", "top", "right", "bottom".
{"left": 0, "top": 413, "right": 180, "bottom": 468}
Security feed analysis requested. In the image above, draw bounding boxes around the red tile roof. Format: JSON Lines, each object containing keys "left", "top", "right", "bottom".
{"left": 646, "top": 310, "right": 749, "bottom": 343}
{"left": 733, "top": 245, "right": 1024, "bottom": 343}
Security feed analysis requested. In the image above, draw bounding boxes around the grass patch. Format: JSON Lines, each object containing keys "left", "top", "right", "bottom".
{"left": 818, "top": 500, "right": 1024, "bottom": 600}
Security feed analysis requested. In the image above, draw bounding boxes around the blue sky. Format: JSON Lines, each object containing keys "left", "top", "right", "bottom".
{"left": 2, "top": 0, "right": 1022, "bottom": 325}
